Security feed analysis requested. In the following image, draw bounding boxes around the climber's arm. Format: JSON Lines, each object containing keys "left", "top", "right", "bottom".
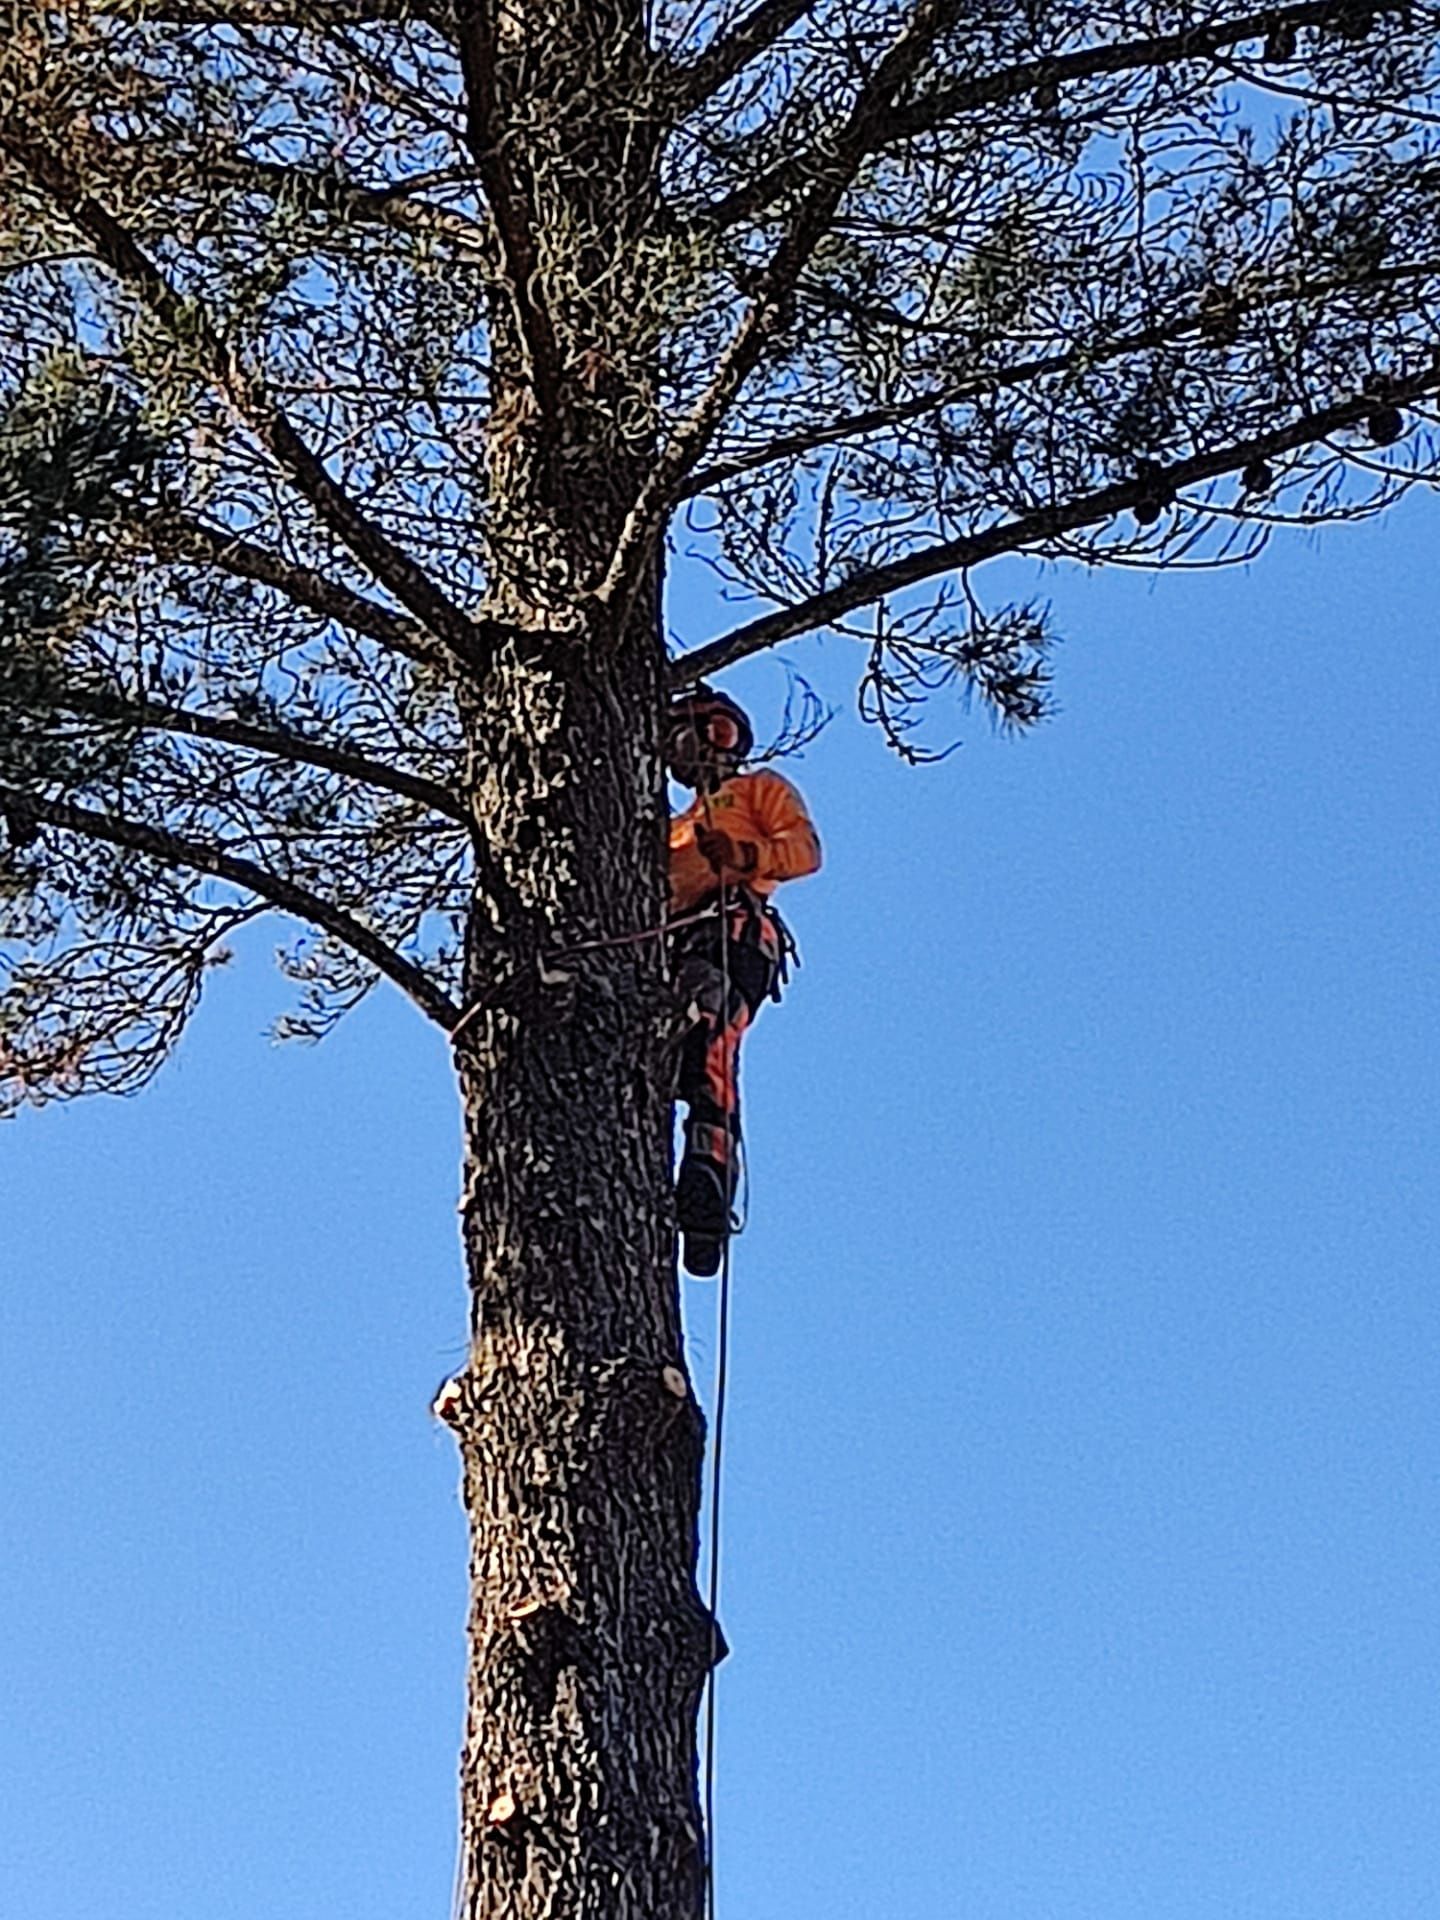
{"left": 748, "top": 771, "right": 821, "bottom": 883}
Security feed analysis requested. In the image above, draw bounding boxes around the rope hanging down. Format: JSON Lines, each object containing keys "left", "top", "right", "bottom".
{"left": 703, "top": 1227, "right": 732, "bottom": 1920}
{"left": 702, "top": 875, "right": 734, "bottom": 1920}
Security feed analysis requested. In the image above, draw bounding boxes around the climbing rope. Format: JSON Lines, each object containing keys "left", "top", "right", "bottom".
{"left": 447, "top": 903, "right": 725, "bottom": 1049}
{"left": 703, "top": 1222, "right": 732, "bottom": 1920}
{"left": 702, "top": 873, "right": 733, "bottom": 1920}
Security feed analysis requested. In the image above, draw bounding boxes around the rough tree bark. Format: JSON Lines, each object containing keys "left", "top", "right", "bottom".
{"left": 449, "top": 609, "right": 709, "bottom": 1918}
{"left": 438, "top": 6, "right": 713, "bottom": 1912}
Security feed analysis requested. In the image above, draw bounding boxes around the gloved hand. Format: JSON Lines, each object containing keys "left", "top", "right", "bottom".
{"left": 696, "top": 826, "right": 758, "bottom": 876}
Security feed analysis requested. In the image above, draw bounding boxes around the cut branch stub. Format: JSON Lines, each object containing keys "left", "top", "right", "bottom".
{"left": 432, "top": 1375, "right": 468, "bottom": 1428}
{"left": 486, "top": 1791, "right": 517, "bottom": 1827}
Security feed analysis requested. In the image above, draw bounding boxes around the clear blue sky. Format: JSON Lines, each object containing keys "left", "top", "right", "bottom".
{"left": 5, "top": 497, "right": 1438, "bottom": 1920}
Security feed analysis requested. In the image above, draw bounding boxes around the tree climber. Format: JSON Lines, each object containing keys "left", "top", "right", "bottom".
{"left": 667, "top": 686, "right": 822, "bottom": 1277}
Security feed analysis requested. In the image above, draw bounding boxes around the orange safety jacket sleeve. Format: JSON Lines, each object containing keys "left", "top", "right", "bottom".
{"left": 742, "top": 770, "right": 822, "bottom": 887}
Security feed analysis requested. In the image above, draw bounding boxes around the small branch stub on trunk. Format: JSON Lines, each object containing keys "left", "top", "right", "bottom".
{"left": 432, "top": 1375, "right": 467, "bottom": 1429}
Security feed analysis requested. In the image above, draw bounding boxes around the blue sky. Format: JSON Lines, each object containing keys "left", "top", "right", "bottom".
{"left": 4, "top": 493, "right": 1438, "bottom": 1919}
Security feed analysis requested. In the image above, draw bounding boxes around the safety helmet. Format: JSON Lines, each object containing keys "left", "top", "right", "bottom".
{"left": 667, "top": 685, "right": 754, "bottom": 760}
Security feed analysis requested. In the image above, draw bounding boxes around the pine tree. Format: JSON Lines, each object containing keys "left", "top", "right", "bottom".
{"left": 4, "top": 4, "right": 1439, "bottom": 1913}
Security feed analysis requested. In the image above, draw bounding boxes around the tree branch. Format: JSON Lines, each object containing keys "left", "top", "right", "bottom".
{"left": 202, "top": 152, "right": 496, "bottom": 267}
{"left": 92, "top": 0, "right": 451, "bottom": 30}
{"left": 143, "top": 515, "right": 446, "bottom": 667}
{"left": 596, "top": 0, "right": 965, "bottom": 616}
{"left": 1, "top": 783, "right": 462, "bottom": 1028}
{"left": 33, "top": 686, "right": 470, "bottom": 824}
{"left": 452, "top": 1, "right": 566, "bottom": 415}
{"left": 702, "top": 0, "right": 1389, "bottom": 229}
{"left": 670, "top": 369, "right": 1440, "bottom": 684}
{"left": 1, "top": 128, "right": 494, "bottom": 674}
{"left": 670, "top": 0, "right": 819, "bottom": 116}
{"left": 679, "top": 254, "right": 1440, "bottom": 498}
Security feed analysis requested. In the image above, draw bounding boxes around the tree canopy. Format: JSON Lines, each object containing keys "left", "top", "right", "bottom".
{"left": 3, "top": 0, "right": 1438, "bottom": 1108}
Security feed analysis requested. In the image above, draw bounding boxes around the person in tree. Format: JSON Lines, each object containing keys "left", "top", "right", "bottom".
{"left": 667, "top": 686, "right": 822, "bottom": 1276}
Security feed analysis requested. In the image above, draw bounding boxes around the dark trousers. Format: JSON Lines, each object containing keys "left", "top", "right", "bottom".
{"left": 671, "top": 891, "right": 783, "bottom": 1192}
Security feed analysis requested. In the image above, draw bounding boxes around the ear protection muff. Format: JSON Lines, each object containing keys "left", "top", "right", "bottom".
{"left": 669, "top": 685, "right": 754, "bottom": 760}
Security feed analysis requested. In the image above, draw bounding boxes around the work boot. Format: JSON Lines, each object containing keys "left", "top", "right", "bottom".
{"left": 676, "top": 1153, "right": 731, "bottom": 1279}
{"left": 682, "top": 1230, "right": 723, "bottom": 1280}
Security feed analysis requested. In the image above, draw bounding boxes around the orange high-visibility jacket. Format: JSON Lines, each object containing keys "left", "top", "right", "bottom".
{"left": 669, "top": 769, "right": 822, "bottom": 914}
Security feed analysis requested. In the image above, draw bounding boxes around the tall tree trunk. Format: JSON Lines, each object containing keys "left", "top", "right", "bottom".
{"left": 442, "top": 8, "right": 702, "bottom": 1906}
{"left": 447, "top": 588, "right": 711, "bottom": 1919}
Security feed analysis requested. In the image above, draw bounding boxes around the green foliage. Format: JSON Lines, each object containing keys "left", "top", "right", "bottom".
{"left": 3, "top": 0, "right": 1440, "bottom": 1104}
{"left": 0, "top": 371, "right": 161, "bottom": 804}
{"left": 0, "top": 364, "right": 162, "bottom": 546}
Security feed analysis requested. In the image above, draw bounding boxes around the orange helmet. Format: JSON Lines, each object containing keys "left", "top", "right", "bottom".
{"left": 668, "top": 685, "right": 753, "bottom": 760}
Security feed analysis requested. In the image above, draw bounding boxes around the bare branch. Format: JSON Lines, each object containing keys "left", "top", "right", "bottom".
{"left": 681, "top": 255, "right": 1440, "bottom": 499}
{"left": 452, "top": 1, "right": 566, "bottom": 414}
{"left": 35, "top": 686, "right": 470, "bottom": 823}
{"left": 1, "top": 783, "right": 462, "bottom": 1028}
{"left": 671, "top": 370, "right": 1440, "bottom": 685}
{"left": 0, "top": 128, "right": 494, "bottom": 672}
{"left": 46, "top": 623, "right": 531, "bottom": 929}
{"left": 597, "top": 0, "right": 966, "bottom": 615}
{"left": 671, "top": 0, "right": 819, "bottom": 115}
{"left": 199, "top": 153, "right": 495, "bottom": 267}
{"left": 703, "top": 0, "right": 1394, "bottom": 229}
{"left": 144, "top": 516, "right": 445, "bottom": 667}
{"left": 91, "top": 0, "right": 451, "bottom": 30}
